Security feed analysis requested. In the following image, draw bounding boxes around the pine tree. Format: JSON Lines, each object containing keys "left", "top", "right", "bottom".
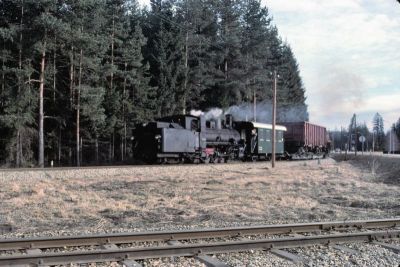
{"left": 144, "top": 0, "right": 185, "bottom": 117}
{"left": 117, "top": 1, "right": 154, "bottom": 160}
{"left": 277, "top": 44, "right": 308, "bottom": 121}
{"left": 213, "top": 0, "right": 245, "bottom": 107}
{"left": 372, "top": 112, "right": 385, "bottom": 151}
{"left": 174, "top": 0, "right": 215, "bottom": 113}
{"left": 29, "top": 0, "right": 67, "bottom": 167}
{"left": 349, "top": 114, "right": 357, "bottom": 133}
{"left": 394, "top": 118, "right": 400, "bottom": 140}
{"left": 62, "top": 0, "right": 108, "bottom": 166}
{"left": 0, "top": 0, "right": 59, "bottom": 167}
{"left": 240, "top": 0, "right": 271, "bottom": 103}
{"left": 348, "top": 113, "right": 358, "bottom": 150}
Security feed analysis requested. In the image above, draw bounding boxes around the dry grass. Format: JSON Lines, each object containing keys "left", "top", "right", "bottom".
{"left": 0, "top": 159, "right": 399, "bottom": 234}
{"left": 332, "top": 154, "right": 400, "bottom": 185}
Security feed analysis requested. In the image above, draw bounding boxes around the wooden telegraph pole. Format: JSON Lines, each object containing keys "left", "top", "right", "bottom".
{"left": 354, "top": 114, "right": 357, "bottom": 156}
{"left": 253, "top": 90, "right": 257, "bottom": 122}
{"left": 271, "top": 70, "right": 277, "bottom": 168}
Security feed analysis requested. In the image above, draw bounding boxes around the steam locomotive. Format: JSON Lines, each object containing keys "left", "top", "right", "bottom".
{"left": 132, "top": 114, "right": 329, "bottom": 163}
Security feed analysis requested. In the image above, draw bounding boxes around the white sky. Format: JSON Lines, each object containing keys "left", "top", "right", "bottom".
{"left": 137, "top": 0, "right": 400, "bottom": 130}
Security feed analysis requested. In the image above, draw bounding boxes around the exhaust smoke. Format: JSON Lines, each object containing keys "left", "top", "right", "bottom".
{"left": 190, "top": 100, "right": 308, "bottom": 123}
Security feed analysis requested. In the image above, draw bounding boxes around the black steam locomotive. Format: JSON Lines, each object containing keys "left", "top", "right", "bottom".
{"left": 132, "top": 114, "right": 287, "bottom": 163}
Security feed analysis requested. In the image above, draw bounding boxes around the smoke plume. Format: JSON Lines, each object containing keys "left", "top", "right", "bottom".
{"left": 190, "top": 100, "right": 309, "bottom": 123}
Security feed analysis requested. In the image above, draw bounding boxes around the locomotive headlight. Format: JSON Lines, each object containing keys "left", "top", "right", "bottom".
{"left": 155, "top": 135, "right": 162, "bottom": 140}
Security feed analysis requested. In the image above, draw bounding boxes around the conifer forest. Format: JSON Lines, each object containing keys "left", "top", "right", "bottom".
{"left": 0, "top": 0, "right": 308, "bottom": 167}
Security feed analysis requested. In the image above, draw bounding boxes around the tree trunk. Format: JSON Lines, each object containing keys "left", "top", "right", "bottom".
{"left": 124, "top": 123, "right": 127, "bottom": 160}
{"left": 95, "top": 138, "right": 99, "bottom": 165}
{"left": 224, "top": 59, "right": 228, "bottom": 81}
{"left": 182, "top": 31, "right": 189, "bottom": 114}
{"left": 53, "top": 38, "right": 56, "bottom": 103}
{"left": 123, "top": 63, "right": 127, "bottom": 161}
{"left": 1, "top": 42, "right": 4, "bottom": 107}
{"left": 16, "top": 131, "right": 21, "bottom": 167}
{"left": 18, "top": 2, "right": 23, "bottom": 93}
{"left": 112, "top": 132, "right": 115, "bottom": 162}
{"left": 58, "top": 126, "right": 61, "bottom": 165}
{"left": 80, "top": 137, "right": 83, "bottom": 165}
{"left": 38, "top": 36, "right": 47, "bottom": 168}
{"left": 19, "top": 132, "right": 23, "bottom": 166}
{"left": 69, "top": 46, "right": 74, "bottom": 108}
{"left": 76, "top": 48, "right": 83, "bottom": 167}
{"left": 16, "top": 2, "right": 24, "bottom": 167}
{"left": 68, "top": 147, "right": 72, "bottom": 166}
{"left": 110, "top": 14, "right": 115, "bottom": 90}
{"left": 109, "top": 15, "right": 115, "bottom": 163}
{"left": 120, "top": 136, "right": 124, "bottom": 162}
{"left": 109, "top": 138, "right": 112, "bottom": 163}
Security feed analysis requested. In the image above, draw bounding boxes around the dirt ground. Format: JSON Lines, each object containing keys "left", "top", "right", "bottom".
{"left": 0, "top": 158, "right": 399, "bottom": 235}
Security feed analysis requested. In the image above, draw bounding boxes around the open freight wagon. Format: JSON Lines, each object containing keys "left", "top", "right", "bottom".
{"left": 280, "top": 121, "right": 330, "bottom": 159}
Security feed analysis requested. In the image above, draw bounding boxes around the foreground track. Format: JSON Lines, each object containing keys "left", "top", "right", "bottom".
{"left": 0, "top": 219, "right": 399, "bottom": 266}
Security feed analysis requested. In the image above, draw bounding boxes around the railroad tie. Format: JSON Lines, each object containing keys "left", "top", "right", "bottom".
{"left": 373, "top": 242, "right": 400, "bottom": 254}
{"left": 197, "top": 255, "right": 231, "bottom": 267}
{"left": 26, "top": 248, "right": 42, "bottom": 255}
{"left": 101, "top": 244, "right": 144, "bottom": 267}
{"left": 25, "top": 249, "right": 47, "bottom": 267}
{"left": 332, "top": 245, "right": 360, "bottom": 255}
{"left": 121, "top": 259, "right": 143, "bottom": 267}
{"left": 289, "top": 233, "right": 305, "bottom": 238}
{"left": 167, "top": 240, "right": 231, "bottom": 267}
{"left": 269, "top": 249, "right": 304, "bottom": 264}
{"left": 101, "top": 244, "right": 119, "bottom": 250}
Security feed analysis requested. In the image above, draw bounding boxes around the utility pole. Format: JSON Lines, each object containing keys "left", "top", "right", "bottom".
{"left": 340, "top": 126, "right": 343, "bottom": 154}
{"left": 253, "top": 90, "right": 257, "bottom": 122}
{"left": 372, "top": 131, "right": 375, "bottom": 153}
{"left": 271, "top": 71, "right": 277, "bottom": 168}
{"left": 354, "top": 114, "right": 357, "bottom": 156}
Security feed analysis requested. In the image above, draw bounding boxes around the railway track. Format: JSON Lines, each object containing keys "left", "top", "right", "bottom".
{"left": 0, "top": 218, "right": 399, "bottom": 266}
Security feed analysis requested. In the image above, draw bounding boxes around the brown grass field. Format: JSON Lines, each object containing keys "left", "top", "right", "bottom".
{"left": 0, "top": 157, "right": 399, "bottom": 235}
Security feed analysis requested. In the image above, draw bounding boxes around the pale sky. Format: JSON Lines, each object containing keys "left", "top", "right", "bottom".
{"left": 138, "top": 0, "right": 400, "bottom": 130}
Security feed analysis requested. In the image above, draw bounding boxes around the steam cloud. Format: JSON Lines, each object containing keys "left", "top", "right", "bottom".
{"left": 190, "top": 100, "right": 309, "bottom": 123}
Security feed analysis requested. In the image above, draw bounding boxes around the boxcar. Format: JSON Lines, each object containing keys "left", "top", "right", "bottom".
{"left": 280, "top": 121, "right": 328, "bottom": 155}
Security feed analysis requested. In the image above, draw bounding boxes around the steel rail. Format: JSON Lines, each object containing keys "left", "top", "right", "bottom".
{"left": 0, "top": 230, "right": 398, "bottom": 266}
{"left": 0, "top": 218, "right": 399, "bottom": 250}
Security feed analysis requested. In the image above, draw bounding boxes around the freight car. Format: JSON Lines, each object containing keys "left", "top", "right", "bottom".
{"left": 280, "top": 121, "right": 330, "bottom": 159}
{"left": 132, "top": 114, "right": 287, "bottom": 163}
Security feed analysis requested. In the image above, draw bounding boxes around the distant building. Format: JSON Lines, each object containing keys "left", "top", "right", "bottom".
{"left": 385, "top": 130, "right": 400, "bottom": 153}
